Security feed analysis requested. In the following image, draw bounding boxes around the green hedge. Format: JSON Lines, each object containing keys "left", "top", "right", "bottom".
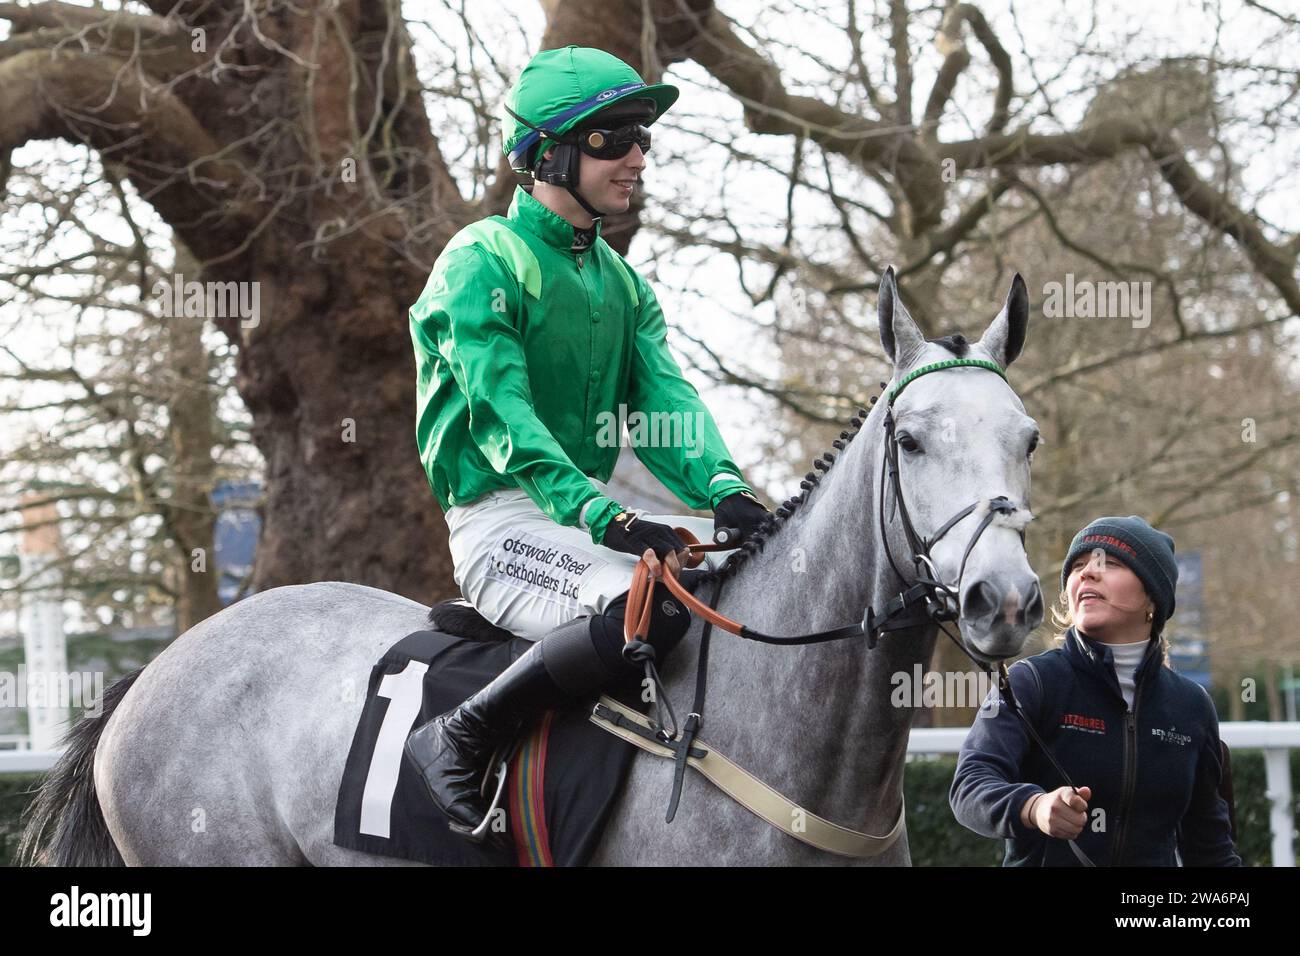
{"left": 903, "top": 750, "right": 1299, "bottom": 866}
{"left": 0, "top": 774, "right": 40, "bottom": 868}
{"left": 2, "top": 753, "right": 1295, "bottom": 866}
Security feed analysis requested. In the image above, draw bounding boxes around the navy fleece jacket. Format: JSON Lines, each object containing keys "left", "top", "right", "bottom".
{"left": 949, "top": 627, "right": 1241, "bottom": 866}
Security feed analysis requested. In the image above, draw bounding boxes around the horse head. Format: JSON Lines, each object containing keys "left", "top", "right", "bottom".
{"left": 876, "top": 266, "right": 1043, "bottom": 663}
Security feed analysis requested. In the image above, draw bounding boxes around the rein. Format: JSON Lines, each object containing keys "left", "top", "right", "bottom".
{"left": 624, "top": 358, "right": 1020, "bottom": 651}
{"left": 601, "top": 357, "right": 1095, "bottom": 864}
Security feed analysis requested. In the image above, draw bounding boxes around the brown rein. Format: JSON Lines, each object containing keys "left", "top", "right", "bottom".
{"left": 622, "top": 529, "right": 741, "bottom": 644}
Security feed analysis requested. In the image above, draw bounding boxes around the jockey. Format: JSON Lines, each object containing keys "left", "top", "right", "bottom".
{"left": 403, "top": 45, "right": 770, "bottom": 841}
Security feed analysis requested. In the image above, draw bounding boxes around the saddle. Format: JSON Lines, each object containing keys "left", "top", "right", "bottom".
{"left": 333, "top": 599, "right": 646, "bottom": 866}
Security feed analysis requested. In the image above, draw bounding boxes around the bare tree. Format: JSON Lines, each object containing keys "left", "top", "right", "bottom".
{"left": 2, "top": 0, "right": 1295, "bottom": 636}
{"left": 1, "top": 152, "right": 251, "bottom": 631}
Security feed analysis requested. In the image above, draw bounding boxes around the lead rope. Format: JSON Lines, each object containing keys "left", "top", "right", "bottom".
{"left": 994, "top": 658, "right": 1098, "bottom": 867}
{"left": 930, "top": 616, "right": 1097, "bottom": 867}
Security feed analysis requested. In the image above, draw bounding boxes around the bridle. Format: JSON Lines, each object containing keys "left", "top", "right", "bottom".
{"left": 877, "top": 363, "right": 1096, "bottom": 865}
{"left": 615, "top": 357, "right": 1097, "bottom": 865}
{"left": 873, "top": 358, "right": 1024, "bottom": 648}
{"left": 626, "top": 358, "right": 1028, "bottom": 653}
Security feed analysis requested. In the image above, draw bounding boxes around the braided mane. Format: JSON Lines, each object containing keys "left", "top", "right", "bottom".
{"left": 700, "top": 335, "right": 973, "bottom": 586}
{"left": 700, "top": 380, "right": 885, "bottom": 585}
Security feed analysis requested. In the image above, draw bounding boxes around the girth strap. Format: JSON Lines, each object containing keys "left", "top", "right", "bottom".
{"left": 591, "top": 695, "right": 906, "bottom": 859}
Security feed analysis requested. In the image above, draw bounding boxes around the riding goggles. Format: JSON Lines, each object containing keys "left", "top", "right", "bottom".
{"left": 572, "top": 124, "right": 652, "bottom": 159}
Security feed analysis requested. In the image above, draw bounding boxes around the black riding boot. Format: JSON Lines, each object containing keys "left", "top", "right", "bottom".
{"left": 404, "top": 573, "right": 703, "bottom": 842}
{"left": 402, "top": 617, "right": 585, "bottom": 840}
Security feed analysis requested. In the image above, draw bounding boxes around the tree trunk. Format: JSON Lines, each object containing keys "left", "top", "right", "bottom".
{"left": 165, "top": 242, "right": 223, "bottom": 629}
{"left": 1264, "top": 666, "right": 1282, "bottom": 722}
{"left": 1226, "top": 670, "right": 1245, "bottom": 721}
{"left": 219, "top": 239, "right": 448, "bottom": 601}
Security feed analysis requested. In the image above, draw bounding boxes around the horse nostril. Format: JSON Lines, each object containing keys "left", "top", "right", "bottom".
{"left": 1021, "top": 582, "right": 1044, "bottom": 627}
{"left": 961, "top": 581, "right": 998, "bottom": 621}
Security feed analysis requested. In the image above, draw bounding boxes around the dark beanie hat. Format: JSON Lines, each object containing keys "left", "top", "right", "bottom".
{"left": 1061, "top": 515, "right": 1178, "bottom": 633}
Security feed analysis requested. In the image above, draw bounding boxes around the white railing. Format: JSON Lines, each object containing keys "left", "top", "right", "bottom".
{"left": 908, "top": 721, "right": 1300, "bottom": 867}
{"left": 3, "top": 723, "right": 1295, "bottom": 866}
{"left": 0, "top": 749, "right": 61, "bottom": 772}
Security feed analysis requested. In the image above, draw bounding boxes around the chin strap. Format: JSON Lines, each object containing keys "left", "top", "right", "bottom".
{"left": 565, "top": 184, "right": 606, "bottom": 223}
{"left": 505, "top": 107, "right": 608, "bottom": 224}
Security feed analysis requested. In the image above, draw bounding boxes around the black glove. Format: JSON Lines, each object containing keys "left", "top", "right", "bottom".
{"left": 714, "top": 491, "right": 770, "bottom": 544}
{"left": 600, "top": 511, "right": 688, "bottom": 561}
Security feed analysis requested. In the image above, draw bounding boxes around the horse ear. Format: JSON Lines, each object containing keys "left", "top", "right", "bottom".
{"left": 980, "top": 273, "right": 1029, "bottom": 368}
{"left": 877, "top": 266, "right": 925, "bottom": 366}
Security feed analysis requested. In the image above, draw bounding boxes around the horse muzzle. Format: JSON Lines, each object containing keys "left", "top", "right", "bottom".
{"left": 957, "top": 573, "right": 1044, "bottom": 659}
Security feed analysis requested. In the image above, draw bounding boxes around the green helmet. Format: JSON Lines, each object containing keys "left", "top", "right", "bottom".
{"left": 502, "top": 46, "right": 679, "bottom": 173}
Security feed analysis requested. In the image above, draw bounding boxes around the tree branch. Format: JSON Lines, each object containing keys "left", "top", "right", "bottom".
{"left": 0, "top": 46, "right": 253, "bottom": 261}
{"left": 676, "top": 0, "right": 944, "bottom": 233}
{"left": 923, "top": 2, "right": 1013, "bottom": 139}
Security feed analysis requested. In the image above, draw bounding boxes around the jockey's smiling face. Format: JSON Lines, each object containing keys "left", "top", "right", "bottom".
{"left": 539, "top": 140, "right": 646, "bottom": 220}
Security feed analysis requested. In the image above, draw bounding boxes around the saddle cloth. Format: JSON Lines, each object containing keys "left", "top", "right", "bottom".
{"left": 333, "top": 600, "right": 644, "bottom": 866}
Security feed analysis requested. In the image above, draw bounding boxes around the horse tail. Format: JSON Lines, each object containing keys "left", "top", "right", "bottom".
{"left": 17, "top": 667, "right": 144, "bottom": 867}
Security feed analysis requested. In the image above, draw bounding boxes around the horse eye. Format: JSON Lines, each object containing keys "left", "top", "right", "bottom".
{"left": 897, "top": 432, "right": 921, "bottom": 453}
{"left": 1027, "top": 435, "right": 1039, "bottom": 460}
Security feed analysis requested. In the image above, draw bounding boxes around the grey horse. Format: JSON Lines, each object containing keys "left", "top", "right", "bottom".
{"left": 21, "top": 268, "right": 1042, "bottom": 866}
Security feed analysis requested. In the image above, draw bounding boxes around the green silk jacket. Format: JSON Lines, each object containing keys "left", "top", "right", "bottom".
{"left": 409, "top": 185, "right": 754, "bottom": 546}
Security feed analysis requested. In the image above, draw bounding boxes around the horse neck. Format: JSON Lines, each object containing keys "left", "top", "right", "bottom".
{"left": 680, "top": 405, "right": 938, "bottom": 832}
